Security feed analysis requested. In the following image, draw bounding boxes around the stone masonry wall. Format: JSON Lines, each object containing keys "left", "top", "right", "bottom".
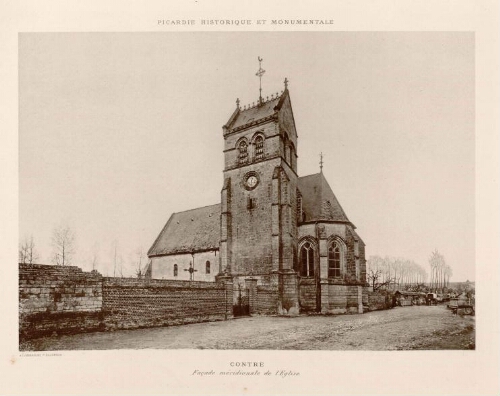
{"left": 19, "top": 264, "right": 103, "bottom": 341}
{"left": 298, "top": 278, "right": 316, "bottom": 311}
{"left": 367, "top": 291, "right": 391, "bottom": 311}
{"left": 254, "top": 286, "right": 279, "bottom": 314}
{"left": 327, "top": 285, "right": 361, "bottom": 314}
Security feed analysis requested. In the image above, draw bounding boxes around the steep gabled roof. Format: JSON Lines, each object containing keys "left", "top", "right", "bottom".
{"left": 224, "top": 88, "right": 296, "bottom": 133}
{"left": 298, "top": 172, "right": 350, "bottom": 223}
{"left": 229, "top": 96, "right": 281, "bottom": 130}
{"left": 148, "top": 204, "right": 220, "bottom": 256}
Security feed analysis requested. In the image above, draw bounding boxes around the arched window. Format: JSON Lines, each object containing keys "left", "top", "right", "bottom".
{"left": 300, "top": 242, "right": 315, "bottom": 277}
{"left": 255, "top": 136, "right": 264, "bottom": 160}
{"left": 173, "top": 264, "right": 178, "bottom": 277}
{"left": 238, "top": 141, "right": 248, "bottom": 164}
{"left": 206, "top": 260, "right": 210, "bottom": 274}
{"left": 328, "top": 241, "right": 342, "bottom": 278}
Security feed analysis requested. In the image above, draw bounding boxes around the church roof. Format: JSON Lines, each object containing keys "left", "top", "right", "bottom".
{"left": 224, "top": 89, "right": 291, "bottom": 132}
{"left": 148, "top": 203, "right": 220, "bottom": 256}
{"left": 297, "top": 172, "right": 351, "bottom": 223}
{"left": 229, "top": 97, "right": 280, "bottom": 130}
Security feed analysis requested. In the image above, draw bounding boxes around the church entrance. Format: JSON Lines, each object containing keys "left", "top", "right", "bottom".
{"left": 233, "top": 285, "right": 250, "bottom": 317}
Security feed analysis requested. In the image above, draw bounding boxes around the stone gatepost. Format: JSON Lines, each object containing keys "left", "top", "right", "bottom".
{"left": 216, "top": 274, "right": 234, "bottom": 319}
{"left": 357, "top": 285, "right": 363, "bottom": 313}
{"left": 279, "top": 269, "right": 300, "bottom": 316}
{"left": 244, "top": 278, "right": 258, "bottom": 314}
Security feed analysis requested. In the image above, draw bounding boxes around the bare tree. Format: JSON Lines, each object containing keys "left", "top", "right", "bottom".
{"left": 19, "top": 235, "right": 39, "bottom": 264}
{"left": 51, "top": 225, "right": 75, "bottom": 266}
{"left": 112, "top": 240, "right": 118, "bottom": 277}
{"left": 429, "top": 249, "right": 446, "bottom": 291}
{"left": 367, "top": 268, "right": 395, "bottom": 291}
{"left": 135, "top": 246, "right": 146, "bottom": 278}
{"left": 90, "top": 243, "right": 99, "bottom": 271}
{"left": 367, "top": 255, "right": 428, "bottom": 291}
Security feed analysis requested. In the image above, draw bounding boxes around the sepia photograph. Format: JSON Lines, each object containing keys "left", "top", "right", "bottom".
{"left": 18, "top": 32, "right": 476, "bottom": 352}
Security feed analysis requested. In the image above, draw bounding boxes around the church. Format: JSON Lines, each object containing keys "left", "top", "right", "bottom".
{"left": 146, "top": 71, "right": 368, "bottom": 314}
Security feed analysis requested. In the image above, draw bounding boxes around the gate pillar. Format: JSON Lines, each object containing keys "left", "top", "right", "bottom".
{"left": 279, "top": 269, "right": 299, "bottom": 315}
{"left": 216, "top": 274, "right": 234, "bottom": 319}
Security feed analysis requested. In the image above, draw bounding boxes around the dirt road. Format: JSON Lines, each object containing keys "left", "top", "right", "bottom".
{"left": 21, "top": 305, "right": 475, "bottom": 351}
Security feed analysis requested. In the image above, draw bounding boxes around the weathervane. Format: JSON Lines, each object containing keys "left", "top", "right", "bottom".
{"left": 320, "top": 152, "right": 324, "bottom": 173}
{"left": 255, "top": 56, "right": 266, "bottom": 105}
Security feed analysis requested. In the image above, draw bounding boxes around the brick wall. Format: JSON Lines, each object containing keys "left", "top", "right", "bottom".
{"left": 19, "top": 264, "right": 233, "bottom": 341}
{"left": 102, "top": 278, "right": 229, "bottom": 330}
{"left": 19, "top": 264, "right": 103, "bottom": 341}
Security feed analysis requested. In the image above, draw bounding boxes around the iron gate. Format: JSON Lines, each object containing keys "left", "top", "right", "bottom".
{"left": 233, "top": 286, "right": 250, "bottom": 317}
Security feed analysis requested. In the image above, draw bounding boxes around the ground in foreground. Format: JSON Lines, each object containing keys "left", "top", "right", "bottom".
{"left": 20, "top": 305, "right": 475, "bottom": 351}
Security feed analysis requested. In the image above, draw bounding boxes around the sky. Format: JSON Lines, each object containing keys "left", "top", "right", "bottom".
{"left": 19, "top": 32, "right": 475, "bottom": 280}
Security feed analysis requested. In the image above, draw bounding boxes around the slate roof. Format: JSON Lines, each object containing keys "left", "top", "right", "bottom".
{"left": 224, "top": 89, "right": 292, "bottom": 132}
{"left": 229, "top": 97, "right": 280, "bottom": 130}
{"left": 298, "top": 172, "right": 350, "bottom": 223}
{"left": 148, "top": 203, "right": 220, "bottom": 256}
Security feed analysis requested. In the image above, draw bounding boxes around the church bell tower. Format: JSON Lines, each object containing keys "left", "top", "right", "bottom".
{"left": 219, "top": 59, "right": 299, "bottom": 287}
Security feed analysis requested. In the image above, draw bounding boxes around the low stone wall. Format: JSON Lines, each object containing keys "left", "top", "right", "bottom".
{"left": 367, "top": 291, "right": 391, "bottom": 311}
{"left": 102, "top": 277, "right": 230, "bottom": 330}
{"left": 19, "top": 264, "right": 103, "bottom": 341}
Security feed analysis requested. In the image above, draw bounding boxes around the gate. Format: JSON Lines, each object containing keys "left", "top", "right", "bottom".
{"left": 233, "top": 285, "right": 250, "bottom": 317}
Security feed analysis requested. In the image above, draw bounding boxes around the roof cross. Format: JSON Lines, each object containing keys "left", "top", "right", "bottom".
{"left": 284, "top": 77, "right": 289, "bottom": 90}
{"left": 255, "top": 56, "right": 266, "bottom": 105}
{"left": 320, "top": 152, "right": 324, "bottom": 173}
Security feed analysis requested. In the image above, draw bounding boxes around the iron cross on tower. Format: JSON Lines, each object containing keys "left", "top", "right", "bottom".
{"left": 320, "top": 152, "right": 324, "bottom": 173}
{"left": 255, "top": 56, "right": 266, "bottom": 105}
{"left": 184, "top": 262, "right": 198, "bottom": 281}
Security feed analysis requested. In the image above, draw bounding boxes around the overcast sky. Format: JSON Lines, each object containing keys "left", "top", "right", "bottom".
{"left": 19, "top": 32, "right": 474, "bottom": 280}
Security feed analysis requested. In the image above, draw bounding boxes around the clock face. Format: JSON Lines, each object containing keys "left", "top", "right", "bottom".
{"left": 246, "top": 175, "right": 258, "bottom": 188}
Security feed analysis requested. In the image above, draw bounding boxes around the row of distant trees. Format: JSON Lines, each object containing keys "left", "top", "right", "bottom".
{"left": 367, "top": 256, "right": 428, "bottom": 291}
{"left": 367, "top": 250, "right": 455, "bottom": 293}
{"left": 428, "top": 249, "right": 453, "bottom": 290}
{"left": 19, "top": 225, "right": 148, "bottom": 277}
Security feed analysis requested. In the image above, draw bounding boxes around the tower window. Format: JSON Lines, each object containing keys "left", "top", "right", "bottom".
{"left": 255, "top": 136, "right": 264, "bottom": 160}
{"left": 238, "top": 141, "right": 248, "bottom": 164}
{"left": 173, "top": 264, "right": 178, "bottom": 277}
{"left": 247, "top": 197, "right": 256, "bottom": 210}
{"left": 206, "top": 261, "right": 210, "bottom": 274}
